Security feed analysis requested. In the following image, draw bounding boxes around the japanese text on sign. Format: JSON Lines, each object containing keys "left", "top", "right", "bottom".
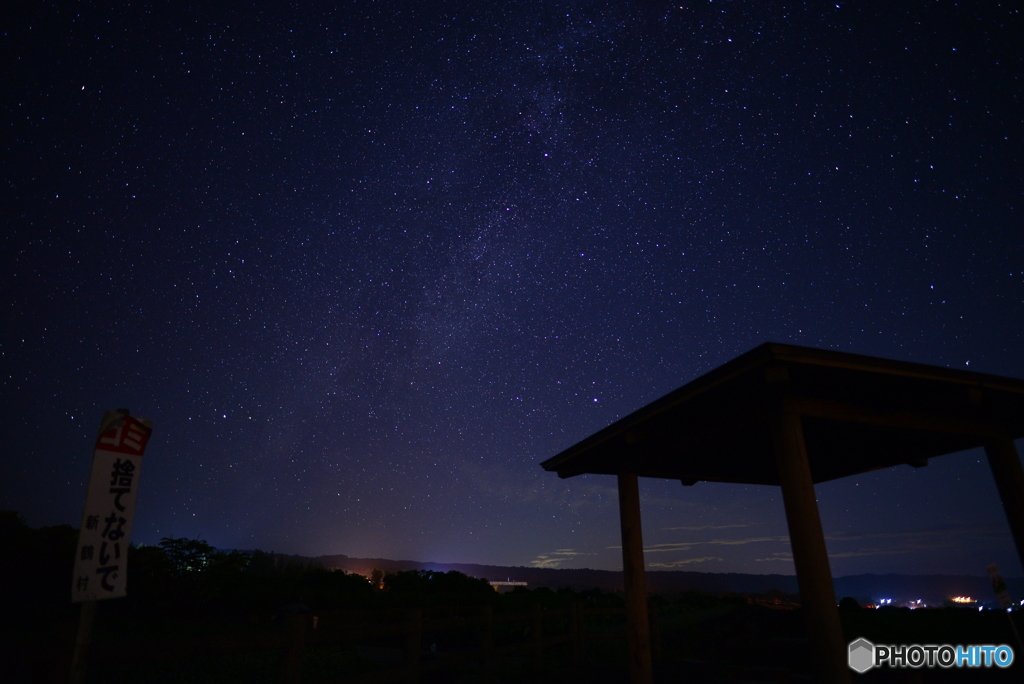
{"left": 72, "top": 411, "right": 152, "bottom": 602}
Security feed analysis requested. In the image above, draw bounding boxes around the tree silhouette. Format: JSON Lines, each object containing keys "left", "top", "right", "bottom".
{"left": 158, "top": 536, "right": 215, "bottom": 574}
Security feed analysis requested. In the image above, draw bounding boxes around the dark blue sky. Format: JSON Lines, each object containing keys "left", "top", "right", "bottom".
{"left": 3, "top": 1, "right": 1022, "bottom": 577}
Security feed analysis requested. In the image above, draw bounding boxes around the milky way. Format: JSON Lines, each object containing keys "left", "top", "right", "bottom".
{"left": 2, "top": 1, "right": 1022, "bottom": 576}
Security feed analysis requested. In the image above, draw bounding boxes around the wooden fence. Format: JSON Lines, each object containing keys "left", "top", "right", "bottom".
{"left": 78, "top": 603, "right": 661, "bottom": 683}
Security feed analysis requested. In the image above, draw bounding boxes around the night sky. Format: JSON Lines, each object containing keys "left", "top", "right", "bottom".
{"left": 3, "top": 1, "right": 1023, "bottom": 579}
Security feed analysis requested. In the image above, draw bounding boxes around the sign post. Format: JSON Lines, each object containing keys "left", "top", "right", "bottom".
{"left": 69, "top": 409, "right": 152, "bottom": 684}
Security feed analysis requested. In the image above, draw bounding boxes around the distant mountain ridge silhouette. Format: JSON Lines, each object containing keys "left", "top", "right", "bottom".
{"left": 310, "top": 553, "right": 1023, "bottom": 607}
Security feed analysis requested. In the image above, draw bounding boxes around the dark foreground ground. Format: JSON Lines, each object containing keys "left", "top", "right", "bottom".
{"left": 7, "top": 602, "right": 1022, "bottom": 683}
{"left": 4, "top": 518, "right": 1018, "bottom": 682}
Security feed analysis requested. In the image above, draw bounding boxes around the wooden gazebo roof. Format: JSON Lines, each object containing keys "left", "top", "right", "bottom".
{"left": 542, "top": 342, "right": 1024, "bottom": 486}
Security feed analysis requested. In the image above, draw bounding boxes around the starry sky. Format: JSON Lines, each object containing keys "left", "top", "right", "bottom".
{"left": 3, "top": 1, "right": 1023, "bottom": 579}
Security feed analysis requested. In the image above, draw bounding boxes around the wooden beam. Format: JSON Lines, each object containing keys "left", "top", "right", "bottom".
{"left": 790, "top": 396, "right": 1005, "bottom": 439}
{"left": 562, "top": 465, "right": 779, "bottom": 485}
{"left": 617, "top": 472, "right": 652, "bottom": 684}
{"left": 985, "top": 439, "right": 1024, "bottom": 574}
{"left": 772, "top": 409, "right": 851, "bottom": 684}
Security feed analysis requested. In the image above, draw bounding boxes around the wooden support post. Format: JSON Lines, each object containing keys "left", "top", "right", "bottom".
{"left": 279, "top": 613, "right": 307, "bottom": 684}
{"left": 648, "top": 604, "right": 661, "bottom": 662}
{"left": 617, "top": 471, "right": 653, "bottom": 684}
{"left": 570, "top": 601, "right": 584, "bottom": 664}
{"left": 533, "top": 603, "right": 544, "bottom": 668}
{"left": 68, "top": 600, "right": 96, "bottom": 684}
{"left": 406, "top": 608, "right": 422, "bottom": 684}
{"left": 772, "top": 409, "right": 850, "bottom": 684}
{"left": 480, "top": 604, "right": 494, "bottom": 679}
{"left": 985, "top": 438, "right": 1024, "bottom": 575}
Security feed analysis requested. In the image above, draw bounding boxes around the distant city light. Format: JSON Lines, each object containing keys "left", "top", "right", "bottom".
{"left": 951, "top": 596, "right": 975, "bottom": 604}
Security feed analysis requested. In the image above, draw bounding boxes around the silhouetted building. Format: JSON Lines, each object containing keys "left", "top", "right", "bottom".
{"left": 542, "top": 342, "right": 1024, "bottom": 684}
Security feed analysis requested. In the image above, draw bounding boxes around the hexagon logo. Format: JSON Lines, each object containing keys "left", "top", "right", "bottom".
{"left": 848, "top": 638, "right": 875, "bottom": 673}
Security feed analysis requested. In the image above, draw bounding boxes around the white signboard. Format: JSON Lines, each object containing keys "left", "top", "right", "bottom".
{"left": 72, "top": 411, "right": 152, "bottom": 602}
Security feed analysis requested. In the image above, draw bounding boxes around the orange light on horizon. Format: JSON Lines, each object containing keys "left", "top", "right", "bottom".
{"left": 951, "top": 596, "right": 975, "bottom": 604}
